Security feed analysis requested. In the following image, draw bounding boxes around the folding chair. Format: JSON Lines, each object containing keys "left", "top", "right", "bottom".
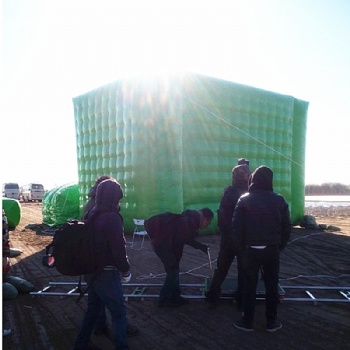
{"left": 131, "top": 219, "right": 149, "bottom": 250}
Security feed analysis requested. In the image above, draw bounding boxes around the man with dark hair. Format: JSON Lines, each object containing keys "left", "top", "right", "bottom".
{"left": 232, "top": 165, "right": 291, "bottom": 333}
{"left": 205, "top": 164, "right": 251, "bottom": 309}
{"left": 145, "top": 208, "right": 214, "bottom": 308}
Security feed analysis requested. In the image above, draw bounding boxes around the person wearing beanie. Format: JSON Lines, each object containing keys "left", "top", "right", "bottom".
{"left": 74, "top": 179, "right": 130, "bottom": 350}
{"left": 144, "top": 208, "right": 214, "bottom": 308}
{"left": 237, "top": 158, "right": 250, "bottom": 166}
{"left": 205, "top": 163, "right": 251, "bottom": 309}
{"left": 232, "top": 165, "right": 291, "bottom": 333}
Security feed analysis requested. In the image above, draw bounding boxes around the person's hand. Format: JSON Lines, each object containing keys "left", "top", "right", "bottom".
{"left": 200, "top": 245, "right": 209, "bottom": 254}
{"left": 121, "top": 271, "right": 131, "bottom": 283}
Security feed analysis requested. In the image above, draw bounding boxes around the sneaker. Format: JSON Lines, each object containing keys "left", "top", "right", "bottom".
{"left": 126, "top": 323, "right": 139, "bottom": 337}
{"left": 266, "top": 320, "right": 282, "bottom": 333}
{"left": 234, "top": 319, "right": 254, "bottom": 332}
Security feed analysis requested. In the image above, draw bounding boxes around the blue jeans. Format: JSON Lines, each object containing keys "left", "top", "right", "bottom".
{"left": 74, "top": 270, "right": 128, "bottom": 350}
{"left": 94, "top": 304, "right": 107, "bottom": 330}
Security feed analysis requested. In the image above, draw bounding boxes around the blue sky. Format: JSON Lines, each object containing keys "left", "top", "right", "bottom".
{"left": 2, "top": 0, "right": 350, "bottom": 190}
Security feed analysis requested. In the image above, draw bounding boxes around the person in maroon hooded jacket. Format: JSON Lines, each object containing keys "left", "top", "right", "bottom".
{"left": 74, "top": 179, "right": 130, "bottom": 350}
{"left": 232, "top": 166, "right": 291, "bottom": 333}
{"left": 145, "top": 208, "right": 214, "bottom": 308}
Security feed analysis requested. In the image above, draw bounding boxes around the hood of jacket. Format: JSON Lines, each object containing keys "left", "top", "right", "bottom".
{"left": 88, "top": 175, "right": 117, "bottom": 199}
{"left": 94, "top": 179, "right": 123, "bottom": 213}
{"left": 248, "top": 165, "right": 273, "bottom": 192}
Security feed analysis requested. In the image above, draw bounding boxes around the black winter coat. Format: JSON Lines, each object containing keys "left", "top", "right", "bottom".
{"left": 218, "top": 184, "right": 247, "bottom": 235}
{"left": 86, "top": 179, "right": 130, "bottom": 273}
{"left": 232, "top": 166, "right": 291, "bottom": 252}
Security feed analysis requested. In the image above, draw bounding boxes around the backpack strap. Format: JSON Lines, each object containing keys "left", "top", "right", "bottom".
{"left": 75, "top": 274, "right": 98, "bottom": 303}
{"left": 75, "top": 276, "right": 88, "bottom": 303}
{"left": 45, "top": 243, "right": 53, "bottom": 255}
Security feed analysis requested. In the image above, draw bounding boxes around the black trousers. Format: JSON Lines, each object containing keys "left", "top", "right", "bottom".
{"left": 153, "top": 246, "right": 181, "bottom": 301}
{"left": 240, "top": 245, "right": 280, "bottom": 325}
{"left": 207, "top": 235, "right": 243, "bottom": 304}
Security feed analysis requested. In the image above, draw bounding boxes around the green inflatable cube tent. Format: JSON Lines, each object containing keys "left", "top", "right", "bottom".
{"left": 73, "top": 72, "right": 308, "bottom": 234}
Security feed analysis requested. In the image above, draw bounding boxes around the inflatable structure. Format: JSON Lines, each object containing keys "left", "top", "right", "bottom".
{"left": 73, "top": 72, "right": 308, "bottom": 233}
{"left": 42, "top": 183, "right": 80, "bottom": 227}
{"left": 2, "top": 198, "right": 21, "bottom": 230}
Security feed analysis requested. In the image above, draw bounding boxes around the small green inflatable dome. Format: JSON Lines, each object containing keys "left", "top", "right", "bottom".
{"left": 42, "top": 183, "right": 80, "bottom": 227}
{"left": 2, "top": 198, "right": 21, "bottom": 230}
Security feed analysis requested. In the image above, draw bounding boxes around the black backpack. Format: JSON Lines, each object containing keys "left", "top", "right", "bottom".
{"left": 42, "top": 219, "right": 100, "bottom": 276}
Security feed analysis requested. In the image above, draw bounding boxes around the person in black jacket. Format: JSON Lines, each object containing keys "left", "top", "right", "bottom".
{"left": 145, "top": 208, "right": 214, "bottom": 308}
{"left": 205, "top": 164, "right": 251, "bottom": 309}
{"left": 232, "top": 166, "right": 291, "bottom": 333}
{"left": 74, "top": 179, "right": 130, "bottom": 350}
{"left": 83, "top": 175, "right": 139, "bottom": 338}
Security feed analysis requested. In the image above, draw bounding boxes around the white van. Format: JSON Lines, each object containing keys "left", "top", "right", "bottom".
{"left": 21, "top": 183, "right": 45, "bottom": 202}
{"left": 2, "top": 183, "right": 21, "bottom": 200}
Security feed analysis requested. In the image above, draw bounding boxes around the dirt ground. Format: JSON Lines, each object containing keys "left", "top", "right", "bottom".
{"left": 2, "top": 202, "right": 350, "bottom": 350}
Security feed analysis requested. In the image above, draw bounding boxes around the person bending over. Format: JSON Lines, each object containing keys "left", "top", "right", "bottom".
{"left": 145, "top": 208, "right": 214, "bottom": 308}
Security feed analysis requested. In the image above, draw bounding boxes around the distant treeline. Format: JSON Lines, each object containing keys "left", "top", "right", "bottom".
{"left": 305, "top": 183, "right": 350, "bottom": 195}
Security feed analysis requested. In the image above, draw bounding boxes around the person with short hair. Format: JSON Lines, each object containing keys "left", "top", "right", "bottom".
{"left": 232, "top": 166, "right": 291, "bottom": 333}
{"left": 205, "top": 163, "right": 251, "bottom": 309}
{"left": 145, "top": 208, "right": 214, "bottom": 308}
